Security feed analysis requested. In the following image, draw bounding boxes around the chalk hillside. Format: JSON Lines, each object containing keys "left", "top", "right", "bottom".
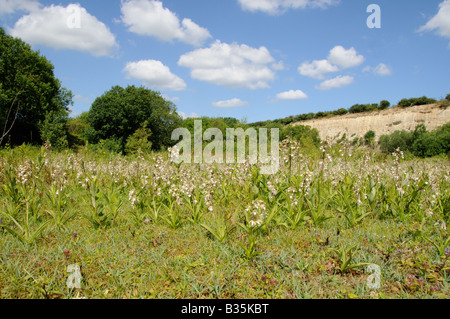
{"left": 292, "top": 103, "right": 450, "bottom": 142}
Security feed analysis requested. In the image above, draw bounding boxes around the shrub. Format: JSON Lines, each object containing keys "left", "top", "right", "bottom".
{"left": 349, "top": 103, "right": 378, "bottom": 114}
{"left": 39, "top": 111, "right": 69, "bottom": 152}
{"left": 379, "top": 124, "right": 449, "bottom": 158}
{"left": 379, "top": 100, "right": 390, "bottom": 110}
{"left": 125, "top": 123, "right": 152, "bottom": 155}
{"left": 332, "top": 108, "right": 348, "bottom": 116}
{"left": 412, "top": 123, "right": 450, "bottom": 157}
{"left": 364, "top": 130, "right": 376, "bottom": 146}
{"left": 398, "top": 96, "right": 437, "bottom": 108}
{"left": 446, "top": 94, "right": 450, "bottom": 102}
{"left": 379, "top": 130, "right": 413, "bottom": 154}
{"left": 97, "top": 138, "right": 123, "bottom": 154}
{"left": 281, "top": 125, "right": 321, "bottom": 148}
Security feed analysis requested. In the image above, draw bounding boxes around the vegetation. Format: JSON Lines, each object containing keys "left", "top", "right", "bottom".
{"left": 379, "top": 123, "right": 450, "bottom": 158}
{"left": 0, "top": 143, "right": 449, "bottom": 299}
{"left": 0, "top": 27, "right": 73, "bottom": 147}
{"left": 86, "top": 85, "right": 181, "bottom": 153}
{"left": 397, "top": 96, "right": 437, "bottom": 108}
{"left": 1, "top": 27, "right": 449, "bottom": 300}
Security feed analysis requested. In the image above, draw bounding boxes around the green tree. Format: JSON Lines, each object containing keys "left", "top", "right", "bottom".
{"left": 0, "top": 27, "right": 72, "bottom": 146}
{"left": 379, "top": 100, "right": 390, "bottom": 110}
{"left": 67, "top": 112, "right": 90, "bottom": 148}
{"left": 87, "top": 85, "right": 181, "bottom": 152}
{"left": 125, "top": 122, "right": 152, "bottom": 155}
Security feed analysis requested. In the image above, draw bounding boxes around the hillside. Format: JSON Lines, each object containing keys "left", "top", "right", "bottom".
{"left": 292, "top": 103, "right": 450, "bottom": 142}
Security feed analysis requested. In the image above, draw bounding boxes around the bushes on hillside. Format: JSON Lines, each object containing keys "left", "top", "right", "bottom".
{"left": 397, "top": 96, "right": 437, "bottom": 108}
{"left": 349, "top": 103, "right": 379, "bottom": 114}
{"left": 280, "top": 125, "right": 321, "bottom": 148}
{"left": 379, "top": 123, "right": 449, "bottom": 157}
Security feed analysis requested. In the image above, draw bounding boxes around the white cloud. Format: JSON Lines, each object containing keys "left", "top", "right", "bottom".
{"left": 121, "top": 0, "right": 211, "bottom": 46}
{"left": 0, "top": 0, "right": 40, "bottom": 16}
{"left": 272, "top": 61, "right": 285, "bottom": 70}
{"left": 238, "top": 0, "right": 340, "bottom": 15}
{"left": 276, "top": 89, "right": 308, "bottom": 100}
{"left": 212, "top": 98, "right": 249, "bottom": 108}
{"left": 316, "top": 75, "right": 354, "bottom": 90}
{"left": 419, "top": 0, "right": 450, "bottom": 41}
{"left": 327, "top": 45, "right": 365, "bottom": 69}
{"left": 123, "top": 60, "right": 187, "bottom": 91}
{"left": 178, "top": 40, "right": 277, "bottom": 89}
{"left": 298, "top": 59, "right": 338, "bottom": 79}
{"left": 298, "top": 46, "right": 364, "bottom": 80}
{"left": 363, "top": 63, "right": 392, "bottom": 76}
{"left": 177, "top": 111, "right": 199, "bottom": 119}
{"left": 8, "top": 4, "right": 118, "bottom": 57}
{"left": 162, "top": 95, "right": 180, "bottom": 102}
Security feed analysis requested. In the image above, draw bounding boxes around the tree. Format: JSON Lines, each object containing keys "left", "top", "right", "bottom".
{"left": 379, "top": 100, "right": 390, "bottom": 110}
{"left": 125, "top": 122, "right": 152, "bottom": 155}
{"left": 0, "top": 27, "right": 72, "bottom": 146}
{"left": 87, "top": 85, "right": 182, "bottom": 152}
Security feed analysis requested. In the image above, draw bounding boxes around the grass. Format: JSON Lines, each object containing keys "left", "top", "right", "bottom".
{"left": 0, "top": 142, "right": 449, "bottom": 299}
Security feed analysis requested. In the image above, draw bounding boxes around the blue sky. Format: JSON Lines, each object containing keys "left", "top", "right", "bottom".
{"left": 1, "top": 0, "right": 450, "bottom": 123}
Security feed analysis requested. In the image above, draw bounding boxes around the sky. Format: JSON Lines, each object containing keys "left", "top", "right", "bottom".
{"left": 1, "top": 0, "right": 450, "bottom": 123}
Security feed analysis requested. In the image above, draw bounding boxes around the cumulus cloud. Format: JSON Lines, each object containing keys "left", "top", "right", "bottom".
{"left": 327, "top": 45, "right": 365, "bottom": 69}
{"left": 8, "top": 3, "right": 118, "bottom": 57}
{"left": 298, "top": 59, "right": 339, "bottom": 79}
{"left": 162, "top": 95, "right": 180, "bottom": 102}
{"left": 238, "top": 0, "right": 340, "bottom": 15}
{"left": 316, "top": 75, "right": 354, "bottom": 90}
{"left": 298, "top": 45, "right": 364, "bottom": 80}
{"left": 0, "top": 0, "right": 40, "bottom": 16}
{"left": 363, "top": 63, "right": 392, "bottom": 76}
{"left": 276, "top": 89, "right": 308, "bottom": 100}
{"left": 178, "top": 40, "right": 278, "bottom": 89}
{"left": 121, "top": 0, "right": 211, "bottom": 46}
{"left": 177, "top": 111, "right": 199, "bottom": 119}
{"left": 123, "top": 59, "right": 187, "bottom": 91}
{"left": 212, "top": 98, "right": 249, "bottom": 108}
{"left": 419, "top": 0, "right": 450, "bottom": 42}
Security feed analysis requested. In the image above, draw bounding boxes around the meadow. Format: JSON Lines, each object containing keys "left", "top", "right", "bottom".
{"left": 0, "top": 141, "right": 449, "bottom": 299}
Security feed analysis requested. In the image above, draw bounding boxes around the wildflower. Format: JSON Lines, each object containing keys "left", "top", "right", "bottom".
{"left": 445, "top": 247, "right": 450, "bottom": 256}
{"left": 72, "top": 232, "right": 77, "bottom": 238}
{"left": 430, "top": 286, "right": 439, "bottom": 291}
{"left": 63, "top": 249, "right": 70, "bottom": 257}
{"left": 269, "top": 279, "right": 278, "bottom": 286}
